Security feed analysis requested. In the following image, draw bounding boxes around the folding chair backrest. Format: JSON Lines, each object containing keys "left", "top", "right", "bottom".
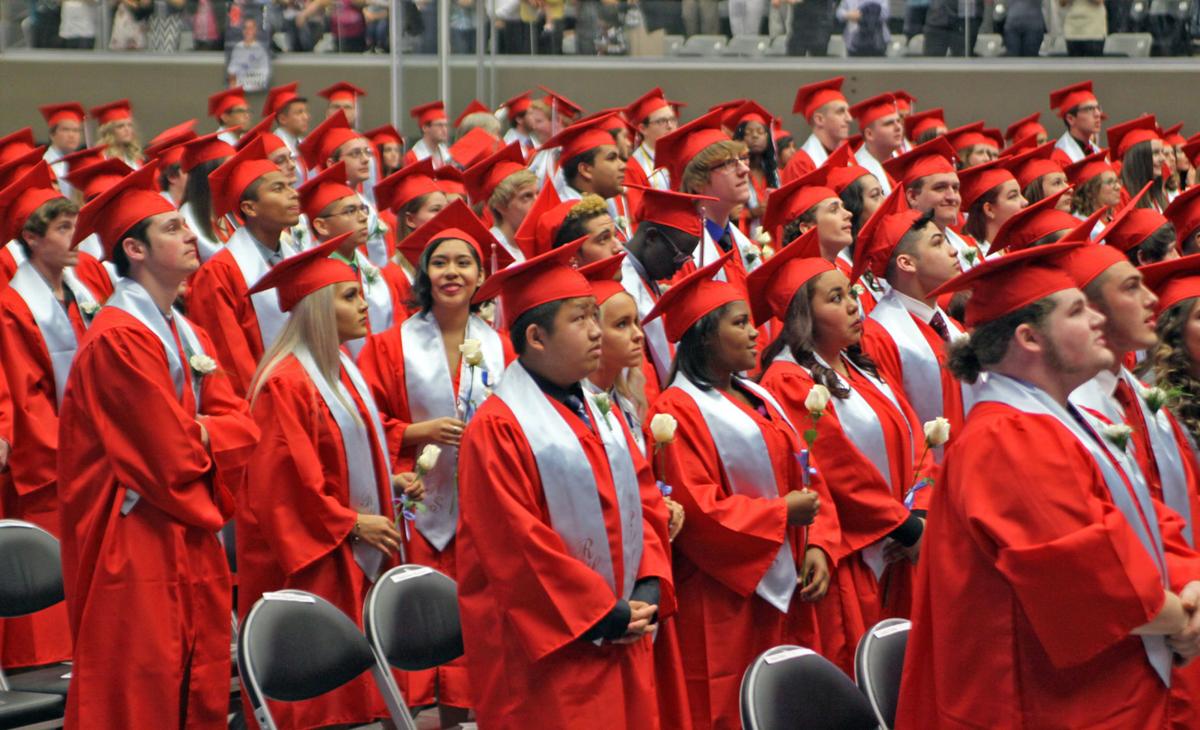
{"left": 855, "top": 618, "right": 912, "bottom": 729}
{"left": 364, "top": 565, "right": 463, "bottom": 672}
{"left": 0, "top": 520, "right": 65, "bottom": 618}
{"left": 740, "top": 645, "right": 877, "bottom": 730}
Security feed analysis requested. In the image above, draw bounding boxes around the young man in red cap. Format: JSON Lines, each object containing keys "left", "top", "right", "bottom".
{"left": 625, "top": 87, "right": 681, "bottom": 192}
{"left": 207, "top": 86, "right": 250, "bottom": 146}
{"left": 39, "top": 102, "right": 86, "bottom": 198}
{"left": 143, "top": 119, "right": 200, "bottom": 208}
{"left": 1006, "top": 112, "right": 1050, "bottom": 147}
{"left": 187, "top": 137, "right": 302, "bottom": 397}
{"left": 463, "top": 141, "right": 537, "bottom": 264}
{"left": 851, "top": 93, "right": 903, "bottom": 196}
{"left": 0, "top": 162, "right": 105, "bottom": 672}
{"left": 1050, "top": 81, "right": 1104, "bottom": 165}
{"left": 58, "top": 162, "right": 260, "bottom": 729}
{"left": 405, "top": 101, "right": 451, "bottom": 168}
{"left": 784, "top": 76, "right": 852, "bottom": 181}
{"left": 318, "top": 81, "right": 367, "bottom": 127}
{"left": 544, "top": 113, "right": 633, "bottom": 240}
{"left": 456, "top": 238, "right": 674, "bottom": 730}
{"left": 884, "top": 136, "right": 979, "bottom": 266}
{"left": 263, "top": 82, "right": 311, "bottom": 182}
{"left": 501, "top": 90, "right": 538, "bottom": 155}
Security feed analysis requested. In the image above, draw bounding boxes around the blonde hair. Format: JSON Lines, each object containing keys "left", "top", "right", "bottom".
{"left": 97, "top": 120, "right": 143, "bottom": 165}
{"left": 249, "top": 283, "right": 362, "bottom": 427}
{"left": 680, "top": 139, "right": 747, "bottom": 195}
{"left": 569, "top": 193, "right": 608, "bottom": 218}
{"left": 488, "top": 168, "right": 538, "bottom": 214}
{"left": 457, "top": 113, "right": 501, "bottom": 139}
{"left": 615, "top": 365, "right": 648, "bottom": 422}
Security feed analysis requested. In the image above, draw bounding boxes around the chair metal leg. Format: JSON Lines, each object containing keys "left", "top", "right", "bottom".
{"left": 370, "top": 655, "right": 420, "bottom": 730}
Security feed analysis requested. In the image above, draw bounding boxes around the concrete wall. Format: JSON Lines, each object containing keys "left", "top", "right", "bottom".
{"left": 2, "top": 51, "right": 1199, "bottom": 143}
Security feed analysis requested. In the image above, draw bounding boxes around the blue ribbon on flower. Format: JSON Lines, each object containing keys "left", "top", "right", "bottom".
{"left": 656, "top": 480, "right": 673, "bottom": 497}
{"left": 903, "top": 477, "right": 932, "bottom": 510}
{"left": 794, "top": 449, "right": 818, "bottom": 487}
{"left": 393, "top": 495, "right": 424, "bottom": 539}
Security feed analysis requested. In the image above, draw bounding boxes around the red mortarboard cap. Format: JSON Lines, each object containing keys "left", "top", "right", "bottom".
{"left": 0, "top": 128, "right": 37, "bottom": 165}
{"left": 625, "top": 184, "right": 714, "bottom": 238}
{"left": 892, "top": 90, "right": 916, "bottom": 113}
{"left": 1005, "top": 112, "right": 1047, "bottom": 143}
{"left": 1140, "top": 253, "right": 1200, "bottom": 313}
{"left": 89, "top": 99, "right": 133, "bottom": 126}
{"left": 577, "top": 107, "right": 636, "bottom": 138}
{"left": 374, "top": 158, "right": 441, "bottom": 212}
{"left": 72, "top": 162, "right": 176, "bottom": 257}
{"left": 365, "top": 124, "right": 404, "bottom": 150}
{"left": 1183, "top": 138, "right": 1200, "bottom": 168}
{"left": 1165, "top": 184, "right": 1200, "bottom": 245}
{"left": 904, "top": 108, "right": 947, "bottom": 141}
{"left": 1107, "top": 114, "right": 1159, "bottom": 160}
{"left": 464, "top": 141, "right": 528, "bottom": 206}
{"left": 513, "top": 186, "right": 576, "bottom": 260}
{"left": 471, "top": 236, "right": 592, "bottom": 328}
{"left": 626, "top": 87, "right": 673, "bottom": 124}
{"left": 399, "top": 197, "right": 505, "bottom": 268}
{"left": 433, "top": 165, "right": 466, "bottom": 198}
{"left": 455, "top": 100, "right": 492, "bottom": 128}
{"left": 929, "top": 241, "right": 1083, "bottom": 327}
{"left": 539, "top": 114, "right": 621, "bottom": 163}
{"left": 39, "top": 102, "right": 86, "bottom": 128}
{"left": 1093, "top": 182, "right": 1165, "bottom": 252}
{"left": 207, "top": 136, "right": 280, "bottom": 221}
{"left": 1001, "top": 139, "right": 1063, "bottom": 189}
{"left": 410, "top": 101, "right": 448, "bottom": 127}
{"left": 181, "top": 132, "right": 236, "bottom": 173}
{"left": 1060, "top": 204, "right": 1111, "bottom": 245}
{"left": 262, "top": 82, "right": 304, "bottom": 118}
{"left": 957, "top": 159, "right": 1017, "bottom": 211}
{"left": 237, "top": 115, "right": 286, "bottom": 154}
{"left": 66, "top": 157, "right": 133, "bottom": 200}
{"left": 762, "top": 166, "right": 839, "bottom": 239}
{"left": 946, "top": 122, "right": 1004, "bottom": 153}
{"left": 1064, "top": 149, "right": 1114, "bottom": 186}
{"left": 1162, "top": 123, "right": 1186, "bottom": 148}
{"left": 246, "top": 232, "right": 358, "bottom": 312}
{"left": 849, "top": 93, "right": 899, "bottom": 128}
{"left": 59, "top": 145, "right": 106, "bottom": 171}
{"left": 1049, "top": 81, "right": 1098, "bottom": 118}
{"left": 0, "top": 147, "right": 48, "bottom": 189}
{"left": 449, "top": 126, "right": 502, "bottom": 169}
{"left": 793, "top": 77, "right": 847, "bottom": 120}
{"left": 502, "top": 91, "right": 534, "bottom": 118}
{"left": 299, "top": 110, "right": 362, "bottom": 170}
{"left": 722, "top": 100, "right": 774, "bottom": 133}
{"left": 746, "top": 228, "right": 836, "bottom": 325}
{"left": 318, "top": 81, "right": 367, "bottom": 104}
{"left": 297, "top": 161, "right": 356, "bottom": 221}
{"left": 538, "top": 85, "right": 585, "bottom": 120}
{"left": 882, "top": 136, "right": 958, "bottom": 186}
{"left": 145, "top": 119, "right": 200, "bottom": 167}
{"left": 1055, "top": 239, "right": 1131, "bottom": 289}
{"left": 654, "top": 110, "right": 730, "bottom": 192}
{"left": 643, "top": 251, "right": 742, "bottom": 343}
{"left": 991, "top": 189, "right": 1080, "bottom": 253}
{"left": 852, "top": 185, "right": 922, "bottom": 282}
{"left": 579, "top": 253, "right": 628, "bottom": 305}
{"left": 0, "top": 162, "right": 64, "bottom": 244}
{"left": 208, "top": 86, "right": 248, "bottom": 119}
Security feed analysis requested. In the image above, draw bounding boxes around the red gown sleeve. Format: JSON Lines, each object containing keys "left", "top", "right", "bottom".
{"left": 186, "top": 258, "right": 260, "bottom": 397}
{"left": 73, "top": 252, "right": 115, "bottom": 302}
{"left": 357, "top": 326, "right": 414, "bottom": 471}
{"left": 193, "top": 326, "right": 260, "bottom": 497}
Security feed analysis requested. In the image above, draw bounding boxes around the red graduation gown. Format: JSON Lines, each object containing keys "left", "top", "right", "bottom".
{"left": 73, "top": 252, "right": 115, "bottom": 302}
{"left": 0, "top": 285, "right": 87, "bottom": 668}
{"left": 185, "top": 248, "right": 268, "bottom": 398}
{"left": 236, "top": 355, "right": 395, "bottom": 729}
{"left": 357, "top": 320, "right": 514, "bottom": 709}
{"left": 896, "top": 402, "right": 1200, "bottom": 730}
{"left": 456, "top": 390, "right": 675, "bottom": 730}
{"left": 57, "top": 308, "right": 259, "bottom": 729}
{"left": 648, "top": 384, "right": 829, "bottom": 730}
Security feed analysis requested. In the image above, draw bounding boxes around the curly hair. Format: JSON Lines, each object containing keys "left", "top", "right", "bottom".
{"left": 947, "top": 297, "right": 1057, "bottom": 383}
{"left": 1141, "top": 297, "right": 1200, "bottom": 443}
{"left": 553, "top": 194, "right": 610, "bottom": 248}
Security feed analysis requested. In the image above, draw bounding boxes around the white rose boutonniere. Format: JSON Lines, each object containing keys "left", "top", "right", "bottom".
{"left": 1102, "top": 423, "right": 1134, "bottom": 451}
{"left": 189, "top": 354, "right": 218, "bottom": 376}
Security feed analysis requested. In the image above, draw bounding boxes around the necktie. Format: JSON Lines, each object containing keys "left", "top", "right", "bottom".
{"left": 564, "top": 394, "right": 593, "bottom": 431}
{"left": 716, "top": 229, "right": 733, "bottom": 253}
{"left": 929, "top": 312, "right": 951, "bottom": 342}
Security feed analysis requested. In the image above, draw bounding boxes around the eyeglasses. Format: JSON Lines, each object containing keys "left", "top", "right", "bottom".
{"left": 1075, "top": 104, "right": 1103, "bottom": 115}
{"left": 646, "top": 116, "right": 678, "bottom": 128}
{"left": 706, "top": 155, "right": 750, "bottom": 174}
{"left": 659, "top": 230, "right": 694, "bottom": 267}
{"left": 341, "top": 147, "right": 373, "bottom": 160}
{"left": 318, "top": 204, "right": 370, "bottom": 219}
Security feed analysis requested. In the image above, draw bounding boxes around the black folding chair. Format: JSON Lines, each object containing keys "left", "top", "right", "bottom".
{"left": 0, "top": 520, "right": 67, "bottom": 729}
{"left": 855, "top": 618, "right": 912, "bottom": 730}
{"left": 237, "top": 589, "right": 407, "bottom": 730}
{"left": 362, "top": 564, "right": 465, "bottom": 730}
{"left": 739, "top": 644, "right": 877, "bottom": 730}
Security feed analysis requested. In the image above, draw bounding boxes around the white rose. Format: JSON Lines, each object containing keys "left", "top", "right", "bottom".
{"left": 459, "top": 339, "right": 484, "bottom": 367}
{"left": 753, "top": 226, "right": 772, "bottom": 246}
{"left": 1101, "top": 423, "right": 1134, "bottom": 449}
{"left": 923, "top": 417, "right": 951, "bottom": 447}
{"left": 1138, "top": 384, "right": 1170, "bottom": 414}
{"left": 650, "top": 413, "right": 678, "bottom": 445}
{"left": 804, "top": 384, "right": 831, "bottom": 415}
{"left": 189, "top": 354, "right": 218, "bottom": 375}
{"left": 416, "top": 444, "right": 442, "bottom": 473}
{"left": 80, "top": 301, "right": 101, "bottom": 316}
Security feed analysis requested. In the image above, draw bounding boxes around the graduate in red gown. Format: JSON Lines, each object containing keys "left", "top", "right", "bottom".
{"left": 643, "top": 253, "right": 827, "bottom": 729}
{"left": 186, "top": 136, "right": 303, "bottom": 397}
{"left": 358, "top": 200, "right": 515, "bottom": 724}
{"left": 897, "top": 243, "right": 1200, "bottom": 730}
{"left": 57, "top": 163, "right": 260, "bottom": 729}
{"left": 0, "top": 162, "right": 105, "bottom": 669}
{"left": 236, "top": 234, "right": 419, "bottom": 729}
{"left": 782, "top": 77, "right": 853, "bottom": 183}
{"left": 753, "top": 231, "right": 932, "bottom": 672}
{"left": 456, "top": 239, "right": 675, "bottom": 729}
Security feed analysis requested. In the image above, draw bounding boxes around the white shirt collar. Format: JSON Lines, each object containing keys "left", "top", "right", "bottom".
{"left": 892, "top": 288, "right": 940, "bottom": 325}
{"left": 1094, "top": 367, "right": 1121, "bottom": 398}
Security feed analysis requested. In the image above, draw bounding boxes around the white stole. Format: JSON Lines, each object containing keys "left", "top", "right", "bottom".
{"left": 633, "top": 144, "right": 670, "bottom": 191}
{"left": 493, "top": 361, "right": 643, "bottom": 601}
{"left": 77, "top": 233, "right": 104, "bottom": 261}
{"left": 694, "top": 224, "right": 761, "bottom": 282}
{"left": 489, "top": 225, "right": 526, "bottom": 268}
{"left": 672, "top": 374, "right": 798, "bottom": 612}
{"left": 401, "top": 312, "right": 504, "bottom": 550}
{"left": 978, "top": 373, "right": 1172, "bottom": 686}
{"left": 855, "top": 147, "right": 892, "bottom": 196}
{"left": 943, "top": 228, "right": 979, "bottom": 271}
{"left": 360, "top": 193, "right": 390, "bottom": 268}
{"left": 1054, "top": 131, "right": 1088, "bottom": 164}
{"left": 800, "top": 134, "right": 830, "bottom": 169}
{"left": 344, "top": 250, "right": 397, "bottom": 360}
{"left": 8, "top": 263, "right": 99, "bottom": 407}
{"left": 294, "top": 347, "right": 394, "bottom": 581}
{"left": 105, "top": 278, "right": 209, "bottom": 516}
{"left": 5, "top": 240, "right": 28, "bottom": 269}
{"left": 226, "top": 227, "right": 296, "bottom": 350}
{"left": 620, "top": 255, "right": 672, "bottom": 387}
